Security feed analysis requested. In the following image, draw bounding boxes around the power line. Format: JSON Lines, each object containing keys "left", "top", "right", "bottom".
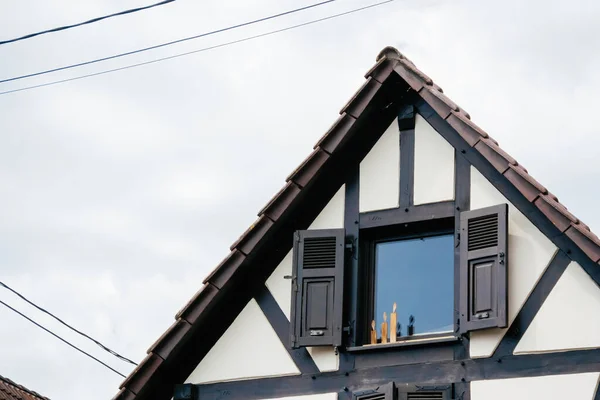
{"left": 0, "top": 0, "right": 176, "bottom": 46}
{"left": 0, "top": 0, "right": 337, "bottom": 84}
{"left": 0, "top": 299, "right": 127, "bottom": 378}
{"left": 0, "top": 280, "right": 137, "bottom": 366}
{"left": 0, "top": 0, "right": 395, "bottom": 96}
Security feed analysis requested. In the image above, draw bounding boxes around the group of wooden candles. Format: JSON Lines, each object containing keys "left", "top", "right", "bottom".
{"left": 371, "top": 302, "right": 398, "bottom": 344}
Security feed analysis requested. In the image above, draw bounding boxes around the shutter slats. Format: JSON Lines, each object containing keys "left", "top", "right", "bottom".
{"left": 467, "top": 213, "right": 499, "bottom": 251}
{"left": 407, "top": 393, "right": 443, "bottom": 400}
{"left": 303, "top": 237, "right": 337, "bottom": 268}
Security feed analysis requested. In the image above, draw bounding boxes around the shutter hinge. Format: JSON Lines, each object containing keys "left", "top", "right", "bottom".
{"left": 455, "top": 231, "right": 460, "bottom": 248}
{"left": 294, "top": 231, "right": 300, "bottom": 243}
{"left": 284, "top": 275, "right": 298, "bottom": 291}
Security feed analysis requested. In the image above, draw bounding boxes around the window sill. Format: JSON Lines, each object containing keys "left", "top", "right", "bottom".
{"left": 346, "top": 335, "right": 459, "bottom": 352}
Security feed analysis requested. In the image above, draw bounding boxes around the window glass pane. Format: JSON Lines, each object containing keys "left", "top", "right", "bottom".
{"left": 374, "top": 234, "right": 454, "bottom": 339}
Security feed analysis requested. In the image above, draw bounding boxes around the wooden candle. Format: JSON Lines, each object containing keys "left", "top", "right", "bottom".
{"left": 390, "top": 302, "right": 397, "bottom": 343}
{"left": 381, "top": 312, "right": 388, "bottom": 344}
{"left": 370, "top": 320, "right": 377, "bottom": 345}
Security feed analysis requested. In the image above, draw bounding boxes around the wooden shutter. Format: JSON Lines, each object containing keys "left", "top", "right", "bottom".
{"left": 459, "top": 203, "right": 508, "bottom": 333}
{"left": 397, "top": 384, "right": 451, "bottom": 400}
{"left": 354, "top": 382, "right": 396, "bottom": 400}
{"left": 290, "top": 229, "right": 345, "bottom": 349}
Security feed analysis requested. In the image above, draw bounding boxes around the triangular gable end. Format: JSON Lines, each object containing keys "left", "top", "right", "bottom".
{"left": 113, "top": 46, "right": 600, "bottom": 400}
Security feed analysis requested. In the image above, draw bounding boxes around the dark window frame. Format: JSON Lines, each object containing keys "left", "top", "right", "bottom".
{"left": 359, "top": 216, "right": 457, "bottom": 346}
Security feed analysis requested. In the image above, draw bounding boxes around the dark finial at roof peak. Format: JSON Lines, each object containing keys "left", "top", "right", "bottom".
{"left": 376, "top": 46, "right": 404, "bottom": 62}
{"left": 376, "top": 46, "right": 417, "bottom": 69}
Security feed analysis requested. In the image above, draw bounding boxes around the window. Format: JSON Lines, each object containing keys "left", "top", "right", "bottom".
{"left": 362, "top": 218, "right": 455, "bottom": 343}
{"left": 373, "top": 233, "right": 454, "bottom": 339}
{"left": 288, "top": 204, "right": 508, "bottom": 350}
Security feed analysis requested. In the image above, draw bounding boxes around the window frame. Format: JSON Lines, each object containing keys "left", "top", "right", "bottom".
{"left": 359, "top": 216, "right": 457, "bottom": 346}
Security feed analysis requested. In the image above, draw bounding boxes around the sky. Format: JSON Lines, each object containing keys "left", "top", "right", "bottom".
{"left": 0, "top": 0, "right": 599, "bottom": 399}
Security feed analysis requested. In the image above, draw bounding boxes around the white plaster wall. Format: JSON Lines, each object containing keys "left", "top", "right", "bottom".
{"left": 309, "top": 185, "right": 345, "bottom": 230}
{"left": 469, "top": 168, "right": 557, "bottom": 358}
{"left": 266, "top": 250, "right": 293, "bottom": 320}
{"left": 359, "top": 119, "right": 400, "bottom": 212}
{"left": 306, "top": 347, "right": 339, "bottom": 372}
{"left": 515, "top": 261, "right": 600, "bottom": 354}
{"left": 471, "top": 373, "right": 600, "bottom": 400}
{"left": 185, "top": 299, "right": 299, "bottom": 384}
{"left": 262, "top": 393, "right": 338, "bottom": 400}
{"left": 413, "top": 114, "right": 455, "bottom": 204}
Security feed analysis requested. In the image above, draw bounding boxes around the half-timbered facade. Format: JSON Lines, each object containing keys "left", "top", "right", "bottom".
{"left": 112, "top": 46, "right": 600, "bottom": 400}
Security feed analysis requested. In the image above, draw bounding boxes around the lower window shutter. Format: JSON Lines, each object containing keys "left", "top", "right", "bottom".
{"left": 397, "top": 384, "right": 451, "bottom": 400}
{"left": 354, "top": 382, "right": 396, "bottom": 400}
{"left": 459, "top": 203, "right": 508, "bottom": 333}
{"left": 290, "top": 228, "right": 345, "bottom": 348}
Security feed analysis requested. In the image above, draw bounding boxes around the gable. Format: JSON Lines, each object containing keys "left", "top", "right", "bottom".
{"left": 113, "top": 46, "right": 600, "bottom": 400}
{"left": 515, "top": 261, "right": 600, "bottom": 354}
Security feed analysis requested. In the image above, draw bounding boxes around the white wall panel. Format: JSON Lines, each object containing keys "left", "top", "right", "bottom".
{"left": 469, "top": 168, "right": 557, "bottom": 358}
{"left": 413, "top": 114, "right": 455, "bottom": 204}
{"left": 266, "top": 250, "right": 293, "bottom": 320}
{"left": 185, "top": 299, "right": 299, "bottom": 384}
{"left": 359, "top": 119, "right": 400, "bottom": 212}
{"left": 471, "top": 373, "right": 600, "bottom": 400}
{"left": 515, "top": 262, "right": 600, "bottom": 354}
{"left": 309, "top": 185, "right": 345, "bottom": 230}
{"left": 306, "top": 347, "right": 338, "bottom": 372}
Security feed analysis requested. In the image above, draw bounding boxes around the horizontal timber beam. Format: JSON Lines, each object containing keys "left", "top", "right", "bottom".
{"left": 359, "top": 201, "right": 455, "bottom": 229}
{"left": 175, "top": 348, "right": 600, "bottom": 400}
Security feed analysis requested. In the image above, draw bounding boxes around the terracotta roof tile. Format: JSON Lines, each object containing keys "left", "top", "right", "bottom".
{"left": 258, "top": 181, "right": 302, "bottom": 221}
{"left": 111, "top": 388, "right": 136, "bottom": 400}
{"left": 0, "top": 375, "right": 49, "bottom": 400}
{"left": 534, "top": 194, "right": 579, "bottom": 232}
{"left": 313, "top": 113, "right": 357, "bottom": 154}
{"left": 119, "top": 354, "right": 163, "bottom": 395}
{"left": 339, "top": 77, "right": 382, "bottom": 119}
{"left": 364, "top": 56, "right": 398, "bottom": 84}
{"left": 565, "top": 223, "right": 600, "bottom": 262}
{"left": 229, "top": 215, "right": 274, "bottom": 255}
{"left": 474, "top": 137, "right": 517, "bottom": 174}
{"left": 504, "top": 164, "right": 547, "bottom": 202}
{"left": 286, "top": 148, "right": 330, "bottom": 188}
{"left": 175, "top": 283, "right": 219, "bottom": 325}
{"left": 203, "top": 249, "right": 246, "bottom": 289}
{"left": 147, "top": 319, "right": 192, "bottom": 360}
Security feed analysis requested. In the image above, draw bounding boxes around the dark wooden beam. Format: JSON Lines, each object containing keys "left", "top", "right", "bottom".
{"left": 398, "top": 105, "right": 415, "bottom": 208}
{"left": 178, "top": 348, "right": 600, "bottom": 400}
{"left": 359, "top": 201, "right": 455, "bottom": 229}
{"left": 255, "top": 285, "right": 319, "bottom": 374}
{"left": 493, "top": 250, "right": 571, "bottom": 356}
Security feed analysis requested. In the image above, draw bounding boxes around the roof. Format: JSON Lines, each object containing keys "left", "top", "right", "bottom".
{"left": 112, "top": 46, "right": 600, "bottom": 400}
{"left": 0, "top": 375, "right": 50, "bottom": 400}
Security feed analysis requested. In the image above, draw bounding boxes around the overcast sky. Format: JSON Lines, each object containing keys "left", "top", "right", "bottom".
{"left": 0, "top": 0, "right": 599, "bottom": 399}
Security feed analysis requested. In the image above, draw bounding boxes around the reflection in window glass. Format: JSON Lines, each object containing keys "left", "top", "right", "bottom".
{"left": 374, "top": 234, "right": 454, "bottom": 339}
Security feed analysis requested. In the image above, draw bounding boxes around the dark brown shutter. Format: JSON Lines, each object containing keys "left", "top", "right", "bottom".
{"left": 459, "top": 203, "right": 508, "bottom": 333}
{"left": 290, "top": 229, "right": 345, "bottom": 348}
{"left": 354, "top": 382, "right": 396, "bottom": 400}
{"left": 397, "top": 385, "right": 451, "bottom": 400}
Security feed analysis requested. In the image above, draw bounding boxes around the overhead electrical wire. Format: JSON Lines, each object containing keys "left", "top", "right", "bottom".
{"left": 0, "top": 0, "right": 177, "bottom": 46}
{"left": 0, "top": 0, "right": 337, "bottom": 84}
{"left": 0, "top": 0, "right": 395, "bottom": 96}
{"left": 0, "top": 280, "right": 137, "bottom": 366}
{"left": 0, "top": 299, "right": 127, "bottom": 378}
